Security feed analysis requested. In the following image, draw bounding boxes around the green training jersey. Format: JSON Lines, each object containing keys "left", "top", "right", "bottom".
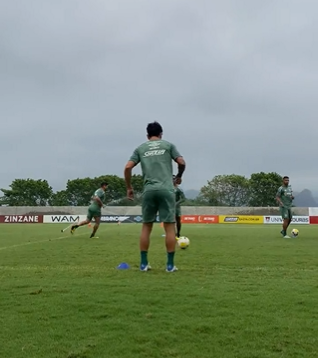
{"left": 276, "top": 185, "right": 293, "bottom": 208}
{"left": 129, "top": 139, "right": 181, "bottom": 191}
{"left": 90, "top": 188, "right": 105, "bottom": 209}
{"left": 175, "top": 186, "right": 185, "bottom": 208}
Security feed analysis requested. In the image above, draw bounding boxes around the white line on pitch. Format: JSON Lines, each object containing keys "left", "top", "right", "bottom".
{"left": 0, "top": 229, "right": 101, "bottom": 251}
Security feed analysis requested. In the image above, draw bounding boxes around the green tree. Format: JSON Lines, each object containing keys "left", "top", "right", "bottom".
{"left": 64, "top": 177, "right": 96, "bottom": 206}
{"left": 249, "top": 172, "right": 282, "bottom": 207}
{"left": 199, "top": 174, "right": 250, "bottom": 206}
{"left": 64, "top": 174, "right": 144, "bottom": 206}
{"left": 0, "top": 179, "right": 53, "bottom": 206}
{"left": 106, "top": 174, "right": 145, "bottom": 206}
{"left": 49, "top": 190, "right": 68, "bottom": 206}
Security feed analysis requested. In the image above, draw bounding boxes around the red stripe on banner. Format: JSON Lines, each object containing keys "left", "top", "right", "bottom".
{"left": 309, "top": 216, "right": 318, "bottom": 224}
{"left": 0, "top": 215, "right": 43, "bottom": 223}
{"left": 181, "top": 215, "right": 219, "bottom": 223}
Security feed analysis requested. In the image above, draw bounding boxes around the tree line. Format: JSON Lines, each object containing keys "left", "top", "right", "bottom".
{"left": 0, "top": 172, "right": 284, "bottom": 207}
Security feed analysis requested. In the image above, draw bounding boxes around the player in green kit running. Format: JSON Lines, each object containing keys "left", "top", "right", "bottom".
{"left": 70, "top": 181, "right": 108, "bottom": 238}
{"left": 173, "top": 175, "right": 185, "bottom": 238}
{"left": 276, "top": 176, "right": 294, "bottom": 238}
{"left": 124, "top": 121, "right": 186, "bottom": 272}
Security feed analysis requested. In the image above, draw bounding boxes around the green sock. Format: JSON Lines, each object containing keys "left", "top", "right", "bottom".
{"left": 140, "top": 251, "right": 148, "bottom": 266}
{"left": 167, "top": 252, "right": 175, "bottom": 267}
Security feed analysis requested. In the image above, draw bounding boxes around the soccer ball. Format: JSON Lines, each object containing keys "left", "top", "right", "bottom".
{"left": 291, "top": 228, "right": 299, "bottom": 237}
{"left": 177, "top": 236, "right": 190, "bottom": 249}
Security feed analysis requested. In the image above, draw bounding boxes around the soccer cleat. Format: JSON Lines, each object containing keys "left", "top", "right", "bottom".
{"left": 90, "top": 236, "right": 99, "bottom": 239}
{"left": 175, "top": 236, "right": 179, "bottom": 240}
{"left": 140, "top": 264, "right": 151, "bottom": 271}
{"left": 166, "top": 265, "right": 178, "bottom": 272}
{"left": 70, "top": 226, "right": 76, "bottom": 234}
{"left": 284, "top": 235, "right": 291, "bottom": 238}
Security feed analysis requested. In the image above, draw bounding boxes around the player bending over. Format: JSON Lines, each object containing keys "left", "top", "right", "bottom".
{"left": 124, "top": 121, "right": 186, "bottom": 272}
{"left": 71, "top": 181, "right": 108, "bottom": 238}
{"left": 173, "top": 175, "right": 185, "bottom": 238}
{"left": 276, "top": 176, "right": 294, "bottom": 238}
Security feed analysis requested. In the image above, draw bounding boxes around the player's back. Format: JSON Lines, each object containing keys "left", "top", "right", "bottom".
{"left": 136, "top": 139, "right": 177, "bottom": 191}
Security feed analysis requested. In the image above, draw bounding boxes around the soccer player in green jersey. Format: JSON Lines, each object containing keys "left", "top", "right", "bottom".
{"left": 276, "top": 176, "right": 294, "bottom": 238}
{"left": 124, "top": 121, "right": 186, "bottom": 272}
{"left": 70, "top": 181, "right": 108, "bottom": 238}
{"left": 173, "top": 175, "right": 185, "bottom": 238}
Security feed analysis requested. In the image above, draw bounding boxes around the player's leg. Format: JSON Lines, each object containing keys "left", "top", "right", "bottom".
{"left": 71, "top": 209, "right": 92, "bottom": 233}
{"left": 140, "top": 191, "right": 157, "bottom": 271}
{"left": 90, "top": 216, "right": 101, "bottom": 238}
{"left": 139, "top": 222, "right": 153, "bottom": 270}
{"left": 280, "top": 208, "right": 290, "bottom": 237}
{"left": 175, "top": 212, "right": 181, "bottom": 238}
{"left": 287, "top": 209, "right": 293, "bottom": 228}
{"left": 158, "top": 190, "right": 177, "bottom": 272}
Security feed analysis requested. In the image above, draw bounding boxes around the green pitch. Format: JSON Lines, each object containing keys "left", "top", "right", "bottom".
{"left": 1, "top": 223, "right": 317, "bottom": 358}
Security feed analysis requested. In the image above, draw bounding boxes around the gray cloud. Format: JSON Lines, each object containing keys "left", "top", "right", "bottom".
{"left": 0, "top": 0, "right": 317, "bottom": 194}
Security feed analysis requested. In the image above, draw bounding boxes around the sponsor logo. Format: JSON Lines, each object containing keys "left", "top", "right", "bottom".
{"left": 1, "top": 215, "right": 41, "bottom": 223}
{"left": 239, "top": 217, "right": 261, "bottom": 221}
{"left": 220, "top": 215, "right": 263, "bottom": 223}
{"left": 182, "top": 216, "right": 197, "bottom": 222}
{"left": 43, "top": 215, "right": 87, "bottom": 223}
{"left": 148, "top": 141, "right": 160, "bottom": 149}
{"left": 134, "top": 216, "right": 142, "bottom": 222}
{"left": 143, "top": 149, "right": 166, "bottom": 157}
{"left": 293, "top": 217, "right": 309, "bottom": 223}
{"left": 264, "top": 216, "right": 309, "bottom": 224}
{"left": 198, "top": 215, "right": 218, "bottom": 223}
{"left": 101, "top": 216, "right": 130, "bottom": 222}
{"left": 224, "top": 217, "right": 238, "bottom": 222}
{"left": 51, "top": 215, "right": 80, "bottom": 223}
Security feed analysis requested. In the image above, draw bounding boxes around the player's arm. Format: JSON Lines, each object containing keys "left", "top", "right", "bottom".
{"left": 176, "top": 189, "right": 186, "bottom": 205}
{"left": 276, "top": 188, "right": 284, "bottom": 207}
{"left": 93, "top": 191, "right": 104, "bottom": 207}
{"left": 170, "top": 144, "right": 186, "bottom": 182}
{"left": 124, "top": 148, "right": 140, "bottom": 198}
{"left": 94, "top": 196, "right": 103, "bottom": 207}
{"left": 179, "top": 190, "right": 186, "bottom": 204}
{"left": 124, "top": 161, "right": 136, "bottom": 189}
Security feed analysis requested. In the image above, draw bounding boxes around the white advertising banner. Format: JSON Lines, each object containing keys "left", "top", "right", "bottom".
{"left": 43, "top": 215, "right": 87, "bottom": 223}
{"left": 263, "top": 216, "right": 309, "bottom": 224}
{"left": 309, "top": 208, "right": 318, "bottom": 216}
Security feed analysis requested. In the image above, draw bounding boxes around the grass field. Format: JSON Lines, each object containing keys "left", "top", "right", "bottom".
{"left": 1, "top": 223, "right": 318, "bottom": 358}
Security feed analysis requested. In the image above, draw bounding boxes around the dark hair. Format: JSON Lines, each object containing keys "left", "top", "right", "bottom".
{"left": 283, "top": 176, "right": 289, "bottom": 179}
{"left": 101, "top": 181, "right": 108, "bottom": 186}
{"left": 147, "top": 121, "right": 163, "bottom": 137}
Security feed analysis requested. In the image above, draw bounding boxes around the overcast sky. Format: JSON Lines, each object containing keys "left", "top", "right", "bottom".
{"left": 1, "top": 0, "right": 317, "bottom": 194}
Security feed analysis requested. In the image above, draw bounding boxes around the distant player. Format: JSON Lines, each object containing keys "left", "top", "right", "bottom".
{"left": 276, "top": 176, "right": 294, "bottom": 238}
{"left": 124, "top": 121, "right": 186, "bottom": 272}
{"left": 173, "top": 175, "right": 185, "bottom": 238}
{"left": 71, "top": 181, "right": 108, "bottom": 238}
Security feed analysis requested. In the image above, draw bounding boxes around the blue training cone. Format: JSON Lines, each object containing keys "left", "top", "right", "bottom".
{"left": 117, "top": 262, "right": 130, "bottom": 270}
